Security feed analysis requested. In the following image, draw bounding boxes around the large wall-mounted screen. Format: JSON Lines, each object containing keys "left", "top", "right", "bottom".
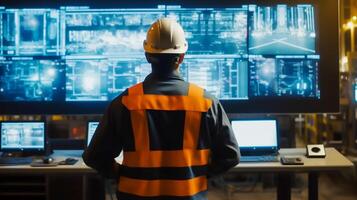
{"left": 0, "top": 0, "right": 339, "bottom": 114}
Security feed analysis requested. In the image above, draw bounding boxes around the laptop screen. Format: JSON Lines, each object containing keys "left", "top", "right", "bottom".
{"left": 87, "top": 122, "right": 99, "bottom": 147}
{"left": 0, "top": 122, "right": 45, "bottom": 152}
{"left": 231, "top": 119, "right": 278, "bottom": 153}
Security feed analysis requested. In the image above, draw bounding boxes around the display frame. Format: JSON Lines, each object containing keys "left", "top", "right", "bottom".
{"left": 86, "top": 121, "right": 99, "bottom": 148}
{"left": 230, "top": 118, "right": 280, "bottom": 155}
{"left": 0, "top": 121, "right": 47, "bottom": 153}
{"left": 0, "top": 0, "right": 339, "bottom": 114}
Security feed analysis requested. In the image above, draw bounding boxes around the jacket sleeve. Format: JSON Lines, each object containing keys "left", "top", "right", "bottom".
{"left": 207, "top": 100, "right": 240, "bottom": 178}
{"left": 82, "top": 99, "right": 124, "bottom": 179}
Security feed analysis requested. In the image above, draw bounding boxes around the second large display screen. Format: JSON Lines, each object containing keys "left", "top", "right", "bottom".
{"left": 0, "top": 0, "right": 339, "bottom": 114}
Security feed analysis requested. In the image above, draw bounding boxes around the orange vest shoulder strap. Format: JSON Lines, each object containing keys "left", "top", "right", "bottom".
{"left": 187, "top": 83, "right": 204, "bottom": 97}
{"left": 122, "top": 82, "right": 212, "bottom": 112}
{"left": 128, "top": 82, "right": 204, "bottom": 97}
{"left": 128, "top": 82, "right": 144, "bottom": 96}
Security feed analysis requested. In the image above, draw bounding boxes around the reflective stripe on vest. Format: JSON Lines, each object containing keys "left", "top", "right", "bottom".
{"left": 119, "top": 82, "right": 212, "bottom": 197}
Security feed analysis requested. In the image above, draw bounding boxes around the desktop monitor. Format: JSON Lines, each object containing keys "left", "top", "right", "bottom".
{"left": 0, "top": 121, "right": 46, "bottom": 152}
{"left": 86, "top": 121, "right": 99, "bottom": 147}
{"left": 0, "top": 0, "right": 339, "bottom": 114}
{"left": 231, "top": 119, "right": 279, "bottom": 155}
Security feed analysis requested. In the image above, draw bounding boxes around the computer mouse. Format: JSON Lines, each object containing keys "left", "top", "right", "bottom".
{"left": 43, "top": 157, "right": 54, "bottom": 164}
{"left": 65, "top": 158, "right": 78, "bottom": 165}
{"left": 311, "top": 147, "right": 320, "bottom": 153}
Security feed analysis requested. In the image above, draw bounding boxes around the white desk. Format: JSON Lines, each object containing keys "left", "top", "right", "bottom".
{"left": 0, "top": 148, "right": 353, "bottom": 200}
{"left": 233, "top": 148, "right": 354, "bottom": 200}
{"left": 0, "top": 150, "right": 93, "bottom": 174}
{"left": 234, "top": 148, "right": 353, "bottom": 172}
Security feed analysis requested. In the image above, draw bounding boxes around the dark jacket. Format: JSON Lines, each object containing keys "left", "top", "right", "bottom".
{"left": 83, "top": 70, "right": 240, "bottom": 198}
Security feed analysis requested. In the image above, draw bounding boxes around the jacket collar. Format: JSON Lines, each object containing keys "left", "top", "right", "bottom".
{"left": 144, "top": 70, "right": 184, "bottom": 82}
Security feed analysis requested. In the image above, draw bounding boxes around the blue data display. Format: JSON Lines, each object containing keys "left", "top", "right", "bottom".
{"left": 0, "top": 9, "right": 60, "bottom": 56}
{"left": 0, "top": 4, "right": 320, "bottom": 102}
{"left": 249, "top": 55, "right": 319, "bottom": 98}
{"left": 167, "top": 7, "right": 248, "bottom": 55}
{"left": 248, "top": 5, "right": 316, "bottom": 55}
{"left": 65, "top": 58, "right": 150, "bottom": 101}
{"left": 0, "top": 122, "right": 45, "bottom": 150}
{"left": 180, "top": 57, "right": 249, "bottom": 99}
{"left": 0, "top": 57, "right": 65, "bottom": 101}
{"left": 63, "top": 9, "right": 162, "bottom": 56}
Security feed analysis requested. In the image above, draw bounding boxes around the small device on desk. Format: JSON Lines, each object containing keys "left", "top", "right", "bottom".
{"left": 306, "top": 144, "right": 326, "bottom": 158}
{"left": 0, "top": 121, "right": 46, "bottom": 165}
{"left": 58, "top": 158, "right": 79, "bottom": 165}
{"left": 231, "top": 119, "right": 280, "bottom": 162}
{"left": 280, "top": 156, "right": 304, "bottom": 165}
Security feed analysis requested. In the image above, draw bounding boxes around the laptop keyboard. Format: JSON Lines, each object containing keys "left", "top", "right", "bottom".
{"left": 0, "top": 157, "right": 33, "bottom": 165}
{"left": 240, "top": 155, "right": 279, "bottom": 162}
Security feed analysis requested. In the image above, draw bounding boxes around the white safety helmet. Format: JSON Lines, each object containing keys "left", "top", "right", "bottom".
{"left": 143, "top": 18, "right": 188, "bottom": 54}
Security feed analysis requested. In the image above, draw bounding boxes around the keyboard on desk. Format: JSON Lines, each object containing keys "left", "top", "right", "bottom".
{"left": 0, "top": 157, "right": 33, "bottom": 165}
{"left": 240, "top": 155, "right": 279, "bottom": 162}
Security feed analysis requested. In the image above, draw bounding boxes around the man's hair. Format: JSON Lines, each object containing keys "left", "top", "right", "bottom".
{"left": 146, "top": 53, "right": 181, "bottom": 65}
{"left": 145, "top": 53, "right": 182, "bottom": 74}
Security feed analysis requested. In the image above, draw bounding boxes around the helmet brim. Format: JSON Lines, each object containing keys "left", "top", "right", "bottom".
{"left": 143, "top": 41, "right": 188, "bottom": 54}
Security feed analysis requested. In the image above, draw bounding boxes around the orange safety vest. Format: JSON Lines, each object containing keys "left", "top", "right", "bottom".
{"left": 120, "top": 82, "right": 213, "bottom": 198}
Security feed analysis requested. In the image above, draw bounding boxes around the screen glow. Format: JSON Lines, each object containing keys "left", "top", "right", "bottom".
{"left": 0, "top": 4, "right": 320, "bottom": 103}
{"left": 87, "top": 121, "right": 99, "bottom": 146}
{"left": 231, "top": 120, "right": 278, "bottom": 148}
{"left": 0, "top": 122, "right": 45, "bottom": 150}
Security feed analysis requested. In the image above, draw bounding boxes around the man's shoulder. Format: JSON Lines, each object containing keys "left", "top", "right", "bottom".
{"left": 203, "top": 90, "right": 218, "bottom": 101}
{"left": 187, "top": 83, "right": 217, "bottom": 99}
{"left": 110, "top": 89, "right": 129, "bottom": 107}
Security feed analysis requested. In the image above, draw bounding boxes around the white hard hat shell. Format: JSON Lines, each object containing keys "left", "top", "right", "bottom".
{"left": 143, "top": 18, "right": 188, "bottom": 54}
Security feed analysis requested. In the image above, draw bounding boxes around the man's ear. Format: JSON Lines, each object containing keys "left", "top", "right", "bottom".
{"left": 177, "top": 54, "right": 185, "bottom": 64}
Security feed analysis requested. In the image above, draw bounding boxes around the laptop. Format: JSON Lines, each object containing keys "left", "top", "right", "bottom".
{"left": 86, "top": 121, "right": 99, "bottom": 147}
{"left": 0, "top": 121, "right": 46, "bottom": 165}
{"left": 231, "top": 119, "right": 279, "bottom": 162}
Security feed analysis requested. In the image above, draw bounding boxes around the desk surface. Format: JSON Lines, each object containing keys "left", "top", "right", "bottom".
{"left": 233, "top": 148, "right": 354, "bottom": 172}
{"left": 0, "top": 148, "right": 353, "bottom": 174}
{"left": 0, "top": 150, "right": 92, "bottom": 174}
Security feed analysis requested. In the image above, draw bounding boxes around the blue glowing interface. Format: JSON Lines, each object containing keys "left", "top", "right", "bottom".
{"left": 231, "top": 120, "right": 278, "bottom": 148}
{"left": 0, "top": 4, "right": 320, "bottom": 102}
{"left": 87, "top": 121, "right": 99, "bottom": 146}
{"left": 0, "top": 57, "right": 65, "bottom": 101}
{"left": 0, "top": 122, "right": 45, "bottom": 150}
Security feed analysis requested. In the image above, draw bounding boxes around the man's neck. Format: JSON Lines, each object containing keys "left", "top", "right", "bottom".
{"left": 151, "top": 64, "right": 179, "bottom": 76}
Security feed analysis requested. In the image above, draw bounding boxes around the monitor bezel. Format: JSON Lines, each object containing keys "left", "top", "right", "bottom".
{"left": 0, "top": 121, "right": 47, "bottom": 153}
{"left": 353, "top": 83, "right": 357, "bottom": 103}
{"left": 0, "top": 0, "right": 339, "bottom": 114}
{"left": 230, "top": 118, "right": 280, "bottom": 155}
